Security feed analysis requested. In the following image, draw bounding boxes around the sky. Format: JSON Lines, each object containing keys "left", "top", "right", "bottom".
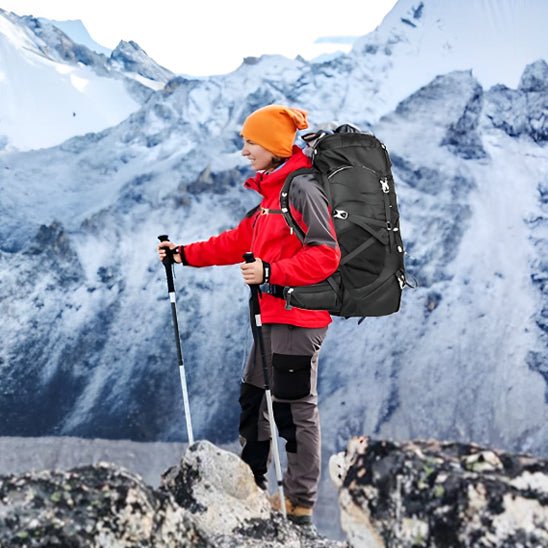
{"left": 0, "top": 0, "right": 399, "bottom": 76}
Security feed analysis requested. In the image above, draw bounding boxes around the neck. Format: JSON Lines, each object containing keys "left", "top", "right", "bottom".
{"left": 265, "top": 158, "right": 286, "bottom": 173}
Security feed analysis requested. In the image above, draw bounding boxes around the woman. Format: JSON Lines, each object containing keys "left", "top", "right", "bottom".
{"left": 158, "top": 104, "right": 340, "bottom": 524}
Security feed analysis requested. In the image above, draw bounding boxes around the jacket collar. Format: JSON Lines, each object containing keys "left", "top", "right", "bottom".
{"left": 244, "top": 146, "right": 311, "bottom": 196}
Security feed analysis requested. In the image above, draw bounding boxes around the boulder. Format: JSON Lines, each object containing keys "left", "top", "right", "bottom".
{"left": 159, "top": 440, "right": 271, "bottom": 535}
{"left": 330, "top": 437, "right": 548, "bottom": 547}
{"left": 0, "top": 462, "right": 199, "bottom": 547}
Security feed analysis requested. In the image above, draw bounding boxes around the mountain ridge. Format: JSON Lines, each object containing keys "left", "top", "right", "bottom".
{"left": 0, "top": 7, "right": 173, "bottom": 151}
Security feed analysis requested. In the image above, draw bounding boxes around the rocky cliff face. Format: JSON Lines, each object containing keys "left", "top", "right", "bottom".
{"left": 331, "top": 437, "right": 548, "bottom": 547}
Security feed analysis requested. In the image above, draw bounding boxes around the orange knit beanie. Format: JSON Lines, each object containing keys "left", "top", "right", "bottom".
{"left": 241, "top": 105, "right": 309, "bottom": 158}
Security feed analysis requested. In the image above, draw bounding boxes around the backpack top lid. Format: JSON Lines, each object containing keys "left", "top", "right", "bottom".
{"left": 301, "top": 123, "right": 361, "bottom": 148}
{"left": 305, "top": 125, "right": 392, "bottom": 178}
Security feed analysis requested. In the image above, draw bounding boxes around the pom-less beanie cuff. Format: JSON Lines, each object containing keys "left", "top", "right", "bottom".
{"left": 241, "top": 104, "right": 309, "bottom": 157}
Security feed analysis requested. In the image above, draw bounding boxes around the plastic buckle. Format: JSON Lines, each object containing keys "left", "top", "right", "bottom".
{"left": 333, "top": 210, "right": 349, "bottom": 220}
{"left": 284, "top": 288, "right": 294, "bottom": 310}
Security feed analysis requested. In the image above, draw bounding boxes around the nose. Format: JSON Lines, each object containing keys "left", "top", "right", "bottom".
{"left": 241, "top": 144, "right": 249, "bottom": 157}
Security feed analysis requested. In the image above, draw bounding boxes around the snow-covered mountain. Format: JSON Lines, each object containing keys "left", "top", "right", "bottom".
{"left": 45, "top": 18, "right": 112, "bottom": 57}
{"left": 0, "top": 0, "right": 547, "bottom": 527}
{"left": 0, "top": 8, "right": 173, "bottom": 151}
{"left": 349, "top": 0, "right": 548, "bottom": 118}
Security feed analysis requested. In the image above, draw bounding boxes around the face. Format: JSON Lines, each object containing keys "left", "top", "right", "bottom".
{"left": 241, "top": 139, "right": 275, "bottom": 172}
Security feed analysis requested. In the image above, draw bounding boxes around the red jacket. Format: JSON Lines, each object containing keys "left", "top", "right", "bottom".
{"left": 182, "top": 147, "right": 341, "bottom": 327}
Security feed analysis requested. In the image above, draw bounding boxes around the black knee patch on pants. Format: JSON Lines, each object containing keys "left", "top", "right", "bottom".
{"left": 239, "top": 383, "right": 269, "bottom": 479}
{"left": 239, "top": 382, "right": 264, "bottom": 441}
{"left": 274, "top": 402, "right": 297, "bottom": 454}
{"left": 272, "top": 353, "right": 312, "bottom": 400}
{"left": 241, "top": 439, "right": 270, "bottom": 480}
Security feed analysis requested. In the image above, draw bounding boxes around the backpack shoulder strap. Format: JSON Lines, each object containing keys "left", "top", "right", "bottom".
{"left": 279, "top": 167, "right": 317, "bottom": 243}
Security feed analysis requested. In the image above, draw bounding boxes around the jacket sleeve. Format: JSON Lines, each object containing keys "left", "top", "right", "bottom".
{"left": 182, "top": 206, "right": 258, "bottom": 267}
{"left": 269, "top": 173, "right": 340, "bottom": 286}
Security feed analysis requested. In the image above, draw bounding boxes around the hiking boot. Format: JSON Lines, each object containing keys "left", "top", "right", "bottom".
{"left": 269, "top": 492, "right": 313, "bottom": 525}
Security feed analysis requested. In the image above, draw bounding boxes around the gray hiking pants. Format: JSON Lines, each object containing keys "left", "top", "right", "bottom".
{"left": 239, "top": 323, "right": 327, "bottom": 508}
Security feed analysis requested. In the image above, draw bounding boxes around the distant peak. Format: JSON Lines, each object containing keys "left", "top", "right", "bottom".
{"left": 109, "top": 39, "right": 173, "bottom": 83}
{"left": 518, "top": 59, "right": 548, "bottom": 93}
{"left": 112, "top": 40, "right": 147, "bottom": 55}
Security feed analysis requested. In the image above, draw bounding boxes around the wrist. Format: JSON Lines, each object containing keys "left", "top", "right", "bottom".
{"left": 178, "top": 245, "right": 188, "bottom": 265}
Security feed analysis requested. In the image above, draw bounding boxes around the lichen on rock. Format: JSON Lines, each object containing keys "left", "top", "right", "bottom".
{"left": 0, "top": 440, "right": 344, "bottom": 547}
{"left": 330, "top": 437, "right": 548, "bottom": 547}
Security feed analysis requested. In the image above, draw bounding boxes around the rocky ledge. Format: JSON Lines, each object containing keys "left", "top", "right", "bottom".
{"left": 2, "top": 437, "right": 547, "bottom": 547}
{"left": 330, "top": 437, "right": 548, "bottom": 547}
{"left": 0, "top": 440, "right": 342, "bottom": 547}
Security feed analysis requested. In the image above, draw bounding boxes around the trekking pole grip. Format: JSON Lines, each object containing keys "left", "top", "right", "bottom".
{"left": 158, "top": 234, "right": 175, "bottom": 293}
{"left": 243, "top": 252, "right": 259, "bottom": 294}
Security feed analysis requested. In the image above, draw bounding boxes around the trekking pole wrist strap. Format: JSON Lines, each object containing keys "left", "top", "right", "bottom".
{"left": 262, "top": 261, "right": 271, "bottom": 284}
{"left": 175, "top": 245, "right": 188, "bottom": 265}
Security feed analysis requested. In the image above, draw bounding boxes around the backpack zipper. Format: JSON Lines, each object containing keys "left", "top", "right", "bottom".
{"left": 327, "top": 165, "right": 352, "bottom": 179}
{"left": 329, "top": 163, "right": 384, "bottom": 180}
{"left": 360, "top": 164, "right": 381, "bottom": 176}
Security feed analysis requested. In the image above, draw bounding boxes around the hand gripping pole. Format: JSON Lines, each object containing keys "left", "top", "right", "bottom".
{"left": 158, "top": 235, "right": 194, "bottom": 445}
{"left": 243, "top": 252, "right": 286, "bottom": 518}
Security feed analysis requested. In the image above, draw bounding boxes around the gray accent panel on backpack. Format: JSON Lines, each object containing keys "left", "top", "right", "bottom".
{"left": 288, "top": 173, "right": 338, "bottom": 250}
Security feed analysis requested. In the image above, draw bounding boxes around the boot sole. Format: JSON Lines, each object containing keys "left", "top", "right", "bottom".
{"left": 287, "top": 514, "right": 313, "bottom": 526}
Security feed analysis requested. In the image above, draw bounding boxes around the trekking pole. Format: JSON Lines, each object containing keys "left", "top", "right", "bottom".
{"left": 158, "top": 235, "right": 194, "bottom": 445}
{"left": 243, "top": 252, "right": 286, "bottom": 519}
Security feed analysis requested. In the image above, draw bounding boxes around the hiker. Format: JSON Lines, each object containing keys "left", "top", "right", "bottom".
{"left": 157, "top": 104, "right": 340, "bottom": 524}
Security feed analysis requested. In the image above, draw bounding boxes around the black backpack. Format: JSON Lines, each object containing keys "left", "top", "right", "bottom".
{"left": 277, "top": 125, "right": 407, "bottom": 318}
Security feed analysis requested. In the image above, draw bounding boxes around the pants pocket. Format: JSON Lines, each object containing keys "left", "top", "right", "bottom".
{"left": 272, "top": 354, "right": 311, "bottom": 400}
